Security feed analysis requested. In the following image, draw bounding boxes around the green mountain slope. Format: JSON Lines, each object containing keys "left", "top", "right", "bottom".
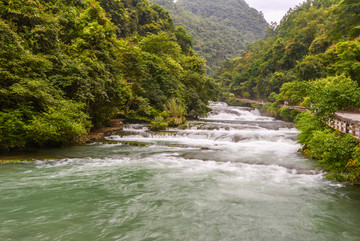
{"left": 150, "top": 0, "right": 269, "bottom": 72}
{"left": 216, "top": 0, "right": 359, "bottom": 105}
{"left": 0, "top": 0, "right": 218, "bottom": 150}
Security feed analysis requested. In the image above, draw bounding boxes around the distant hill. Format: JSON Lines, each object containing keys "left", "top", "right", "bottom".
{"left": 215, "top": 0, "right": 360, "bottom": 101}
{"left": 150, "top": 0, "right": 269, "bottom": 73}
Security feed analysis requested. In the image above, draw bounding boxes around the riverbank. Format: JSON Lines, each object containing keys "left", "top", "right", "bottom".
{"left": 76, "top": 119, "right": 124, "bottom": 144}
{"left": 0, "top": 119, "right": 124, "bottom": 164}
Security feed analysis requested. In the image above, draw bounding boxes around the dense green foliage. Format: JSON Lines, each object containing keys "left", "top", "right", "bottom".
{"left": 296, "top": 112, "right": 360, "bottom": 184}
{"left": 216, "top": 0, "right": 360, "bottom": 108}
{"left": 149, "top": 0, "right": 268, "bottom": 72}
{"left": 216, "top": 0, "right": 360, "bottom": 183}
{"left": 0, "top": 0, "right": 219, "bottom": 150}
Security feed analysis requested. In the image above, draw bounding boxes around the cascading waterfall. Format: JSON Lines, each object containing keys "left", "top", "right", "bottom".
{"left": 1, "top": 102, "right": 360, "bottom": 240}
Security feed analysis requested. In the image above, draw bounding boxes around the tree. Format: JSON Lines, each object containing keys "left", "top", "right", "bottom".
{"left": 330, "top": 0, "right": 360, "bottom": 40}
{"left": 295, "top": 55, "right": 325, "bottom": 80}
{"left": 0, "top": 0, "right": 219, "bottom": 150}
{"left": 309, "top": 76, "right": 360, "bottom": 119}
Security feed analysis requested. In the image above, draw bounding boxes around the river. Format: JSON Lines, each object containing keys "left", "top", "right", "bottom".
{"left": 1, "top": 103, "right": 360, "bottom": 240}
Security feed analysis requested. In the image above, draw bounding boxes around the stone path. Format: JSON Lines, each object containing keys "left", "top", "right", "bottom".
{"left": 235, "top": 98, "right": 306, "bottom": 111}
{"left": 336, "top": 112, "right": 360, "bottom": 124}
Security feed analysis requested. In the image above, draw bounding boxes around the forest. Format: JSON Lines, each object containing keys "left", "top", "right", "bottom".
{"left": 216, "top": 0, "right": 360, "bottom": 183}
{"left": 2, "top": 0, "right": 360, "bottom": 183}
{"left": 0, "top": 0, "right": 219, "bottom": 150}
{"left": 149, "top": 0, "right": 268, "bottom": 73}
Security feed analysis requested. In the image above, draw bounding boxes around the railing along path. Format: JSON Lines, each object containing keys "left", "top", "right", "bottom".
{"left": 327, "top": 113, "right": 360, "bottom": 140}
{"left": 236, "top": 98, "right": 360, "bottom": 140}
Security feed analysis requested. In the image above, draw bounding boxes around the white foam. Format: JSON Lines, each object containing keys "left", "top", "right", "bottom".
{"left": 202, "top": 106, "right": 274, "bottom": 122}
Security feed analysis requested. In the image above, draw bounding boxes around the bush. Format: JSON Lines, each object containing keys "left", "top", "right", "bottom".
{"left": 0, "top": 101, "right": 91, "bottom": 150}
{"left": 295, "top": 111, "right": 360, "bottom": 184}
{"left": 279, "top": 107, "right": 299, "bottom": 121}
{"left": 295, "top": 111, "right": 327, "bottom": 144}
{"left": 165, "top": 98, "right": 186, "bottom": 126}
{"left": 348, "top": 146, "right": 360, "bottom": 184}
{"left": 26, "top": 101, "right": 91, "bottom": 145}
{"left": 0, "top": 110, "right": 28, "bottom": 150}
{"left": 308, "top": 130, "right": 358, "bottom": 168}
{"left": 263, "top": 101, "right": 281, "bottom": 117}
{"left": 148, "top": 115, "right": 168, "bottom": 131}
{"left": 268, "top": 92, "right": 278, "bottom": 102}
{"left": 224, "top": 92, "right": 237, "bottom": 105}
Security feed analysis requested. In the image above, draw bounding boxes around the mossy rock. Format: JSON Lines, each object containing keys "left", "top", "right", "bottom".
{"left": 178, "top": 124, "right": 188, "bottom": 130}
{"left": 99, "top": 140, "right": 121, "bottom": 145}
{"left": 121, "top": 141, "right": 149, "bottom": 146}
{"left": 0, "top": 159, "right": 34, "bottom": 164}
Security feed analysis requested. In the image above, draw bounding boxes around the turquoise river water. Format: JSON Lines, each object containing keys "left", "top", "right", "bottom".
{"left": 1, "top": 103, "right": 360, "bottom": 241}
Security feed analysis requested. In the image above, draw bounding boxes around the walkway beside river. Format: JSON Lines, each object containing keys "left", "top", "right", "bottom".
{"left": 236, "top": 98, "right": 360, "bottom": 140}
{"left": 330, "top": 112, "right": 360, "bottom": 139}
{"left": 236, "top": 98, "right": 306, "bottom": 111}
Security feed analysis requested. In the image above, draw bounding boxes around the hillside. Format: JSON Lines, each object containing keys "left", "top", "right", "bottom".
{"left": 150, "top": 0, "right": 269, "bottom": 72}
{"left": 216, "top": 0, "right": 359, "bottom": 104}
{"left": 0, "top": 0, "right": 219, "bottom": 150}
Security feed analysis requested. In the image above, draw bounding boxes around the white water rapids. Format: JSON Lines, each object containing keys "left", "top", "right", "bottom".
{"left": 107, "top": 102, "right": 309, "bottom": 173}
{"left": 1, "top": 102, "right": 360, "bottom": 240}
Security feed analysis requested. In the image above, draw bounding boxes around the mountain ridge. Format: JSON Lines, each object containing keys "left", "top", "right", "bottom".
{"left": 150, "top": 0, "right": 269, "bottom": 72}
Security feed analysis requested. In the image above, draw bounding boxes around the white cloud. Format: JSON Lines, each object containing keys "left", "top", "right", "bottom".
{"left": 245, "top": 0, "right": 305, "bottom": 23}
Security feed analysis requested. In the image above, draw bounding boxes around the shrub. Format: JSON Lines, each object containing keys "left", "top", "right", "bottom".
{"left": 268, "top": 92, "right": 278, "bottom": 102}
{"left": 148, "top": 115, "right": 168, "bottom": 131}
{"left": 308, "top": 130, "right": 358, "bottom": 169}
{"left": 347, "top": 145, "right": 360, "bottom": 184}
{"left": 279, "top": 107, "right": 299, "bottom": 121}
{"left": 165, "top": 98, "right": 186, "bottom": 126}
{"left": 295, "top": 111, "right": 327, "bottom": 144}
{"left": 0, "top": 110, "right": 28, "bottom": 150}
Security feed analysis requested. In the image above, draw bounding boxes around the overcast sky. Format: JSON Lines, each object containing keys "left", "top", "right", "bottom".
{"left": 245, "top": 0, "right": 305, "bottom": 24}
